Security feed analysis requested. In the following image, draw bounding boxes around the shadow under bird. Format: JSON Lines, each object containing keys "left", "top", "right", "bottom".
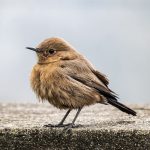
{"left": 27, "top": 37, "right": 136, "bottom": 130}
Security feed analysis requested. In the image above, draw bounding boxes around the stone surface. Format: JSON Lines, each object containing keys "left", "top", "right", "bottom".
{"left": 0, "top": 103, "right": 150, "bottom": 150}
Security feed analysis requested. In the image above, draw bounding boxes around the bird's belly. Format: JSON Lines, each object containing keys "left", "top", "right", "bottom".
{"left": 32, "top": 81, "right": 96, "bottom": 109}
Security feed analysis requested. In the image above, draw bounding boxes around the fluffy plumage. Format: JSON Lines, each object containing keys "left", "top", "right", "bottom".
{"left": 30, "top": 37, "right": 136, "bottom": 116}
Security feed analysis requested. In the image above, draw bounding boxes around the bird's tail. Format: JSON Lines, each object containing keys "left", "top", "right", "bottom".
{"left": 108, "top": 99, "right": 136, "bottom": 116}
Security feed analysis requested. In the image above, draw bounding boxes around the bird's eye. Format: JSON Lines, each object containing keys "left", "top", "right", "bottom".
{"left": 48, "top": 49, "right": 56, "bottom": 55}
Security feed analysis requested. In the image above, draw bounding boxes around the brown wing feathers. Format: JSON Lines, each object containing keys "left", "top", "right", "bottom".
{"left": 70, "top": 73, "right": 136, "bottom": 116}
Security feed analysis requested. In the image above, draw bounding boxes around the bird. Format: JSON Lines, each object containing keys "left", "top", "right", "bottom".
{"left": 27, "top": 37, "right": 136, "bottom": 130}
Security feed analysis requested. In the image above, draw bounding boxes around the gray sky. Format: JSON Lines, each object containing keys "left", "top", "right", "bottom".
{"left": 0, "top": 0, "right": 150, "bottom": 104}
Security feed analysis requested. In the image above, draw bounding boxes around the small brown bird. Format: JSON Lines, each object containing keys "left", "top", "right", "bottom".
{"left": 27, "top": 37, "right": 136, "bottom": 130}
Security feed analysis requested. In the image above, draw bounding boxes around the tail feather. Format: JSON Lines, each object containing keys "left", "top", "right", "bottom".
{"left": 108, "top": 99, "right": 136, "bottom": 116}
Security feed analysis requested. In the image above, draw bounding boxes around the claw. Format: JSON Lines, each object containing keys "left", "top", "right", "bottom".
{"left": 62, "top": 124, "right": 73, "bottom": 133}
{"left": 62, "top": 124, "right": 82, "bottom": 133}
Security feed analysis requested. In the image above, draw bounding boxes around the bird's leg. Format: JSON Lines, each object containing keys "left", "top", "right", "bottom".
{"left": 57, "top": 109, "right": 72, "bottom": 126}
{"left": 63, "top": 107, "right": 82, "bottom": 132}
{"left": 44, "top": 109, "right": 71, "bottom": 127}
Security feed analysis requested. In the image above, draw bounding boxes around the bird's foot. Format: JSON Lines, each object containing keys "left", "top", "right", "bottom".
{"left": 62, "top": 123, "right": 82, "bottom": 133}
{"left": 43, "top": 123, "right": 71, "bottom": 128}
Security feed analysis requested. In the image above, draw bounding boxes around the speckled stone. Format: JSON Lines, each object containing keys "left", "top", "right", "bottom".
{"left": 0, "top": 103, "right": 150, "bottom": 150}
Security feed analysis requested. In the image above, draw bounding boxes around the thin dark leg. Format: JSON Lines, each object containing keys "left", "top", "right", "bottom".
{"left": 63, "top": 107, "right": 82, "bottom": 131}
{"left": 58, "top": 109, "right": 71, "bottom": 125}
{"left": 71, "top": 107, "right": 82, "bottom": 125}
{"left": 44, "top": 109, "right": 71, "bottom": 127}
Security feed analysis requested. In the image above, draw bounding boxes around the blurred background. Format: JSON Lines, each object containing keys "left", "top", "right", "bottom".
{"left": 0, "top": 0, "right": 150, "bottom": 104}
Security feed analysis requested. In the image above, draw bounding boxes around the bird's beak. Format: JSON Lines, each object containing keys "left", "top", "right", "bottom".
{"left": 26, "top": 47, "right": 41, "bottom": 53}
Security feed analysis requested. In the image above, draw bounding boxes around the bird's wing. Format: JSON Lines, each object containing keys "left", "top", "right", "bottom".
{"left": 61, "top": 59, "right": 118, "bottom": 101}
{"left": 82, "top": 57, "right": 109, "bottom": 86}
{"left": 59, "top": 60, "right": 136, "bottom": 115}
{"left": 69, "top": 74, "right": 118, "bottom": 100}
{"left": 91, "top": 70, "right": 109, "bottom": 86}
{"left": 90, "top": 69, "right": 117, "bottom": 94}
{"left": 60, "top": 59, "right": 137, "bottom": 115}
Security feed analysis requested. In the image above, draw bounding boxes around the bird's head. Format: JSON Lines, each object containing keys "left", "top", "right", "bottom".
{"left": 27, "top": 37, "right": 79, "bottom": 64}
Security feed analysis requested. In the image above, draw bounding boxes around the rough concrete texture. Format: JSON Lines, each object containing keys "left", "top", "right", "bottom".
{"left": 0, "top": 103, "right": 150, "bottom": 150}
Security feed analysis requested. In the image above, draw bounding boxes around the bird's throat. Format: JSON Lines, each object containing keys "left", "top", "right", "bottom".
{"left": 37, "top": 60, "right": 60, "bottom": 65}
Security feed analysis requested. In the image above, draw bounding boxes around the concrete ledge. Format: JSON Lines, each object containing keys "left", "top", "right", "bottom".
{"left": 0, "top": 103, "right": 150, "bottom": 149}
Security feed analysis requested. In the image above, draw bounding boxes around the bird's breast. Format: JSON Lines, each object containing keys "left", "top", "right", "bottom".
{"left": 30, "top": 64, "right": 69, "bottom": 109}
{"left": 30, "top": 64, "right": 54, "bottom": 101}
